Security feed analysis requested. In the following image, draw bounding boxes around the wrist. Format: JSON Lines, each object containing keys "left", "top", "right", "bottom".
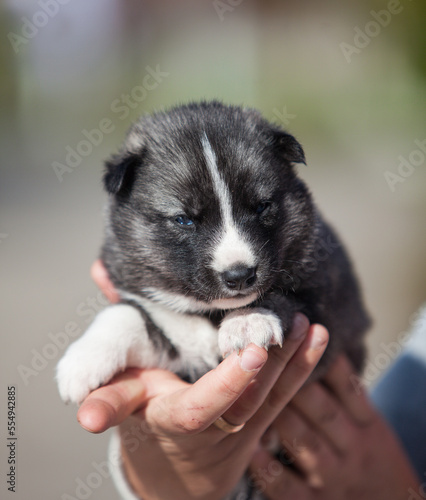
{"left": 114, "top": 423, "right": 255, "bottom": 500}
{"left": 109, "top": 429, "right": 142, "bottom": 500}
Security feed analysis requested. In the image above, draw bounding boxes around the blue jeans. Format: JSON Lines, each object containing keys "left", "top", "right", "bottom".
{"left": 371, "top": 308, "right": 426, "bottom": 480}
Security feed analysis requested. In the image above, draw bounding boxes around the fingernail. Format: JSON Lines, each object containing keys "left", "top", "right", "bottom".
{"left": 310, "top": 328, "right": 329, "bottom": 350}
{"left": 287, "top": 313, "right": 309, "bottom": 340}
{"left": 239, "top": 347, "right": 267, "bottom": 372}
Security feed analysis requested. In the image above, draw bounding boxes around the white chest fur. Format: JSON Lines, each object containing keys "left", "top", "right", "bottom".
{"left": 125, "top": 292, "right": 221, "bottom": 379}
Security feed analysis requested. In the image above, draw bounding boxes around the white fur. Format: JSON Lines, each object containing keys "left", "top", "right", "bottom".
{"left": 57, "top": 294, "right": 281, "bottom": 403}
{"left": 201, "top": 134, "right": 232, "bottom": 223}
{"left": 202, "top": 134, "right": 257, "bottom": 273}
{"left": 121, "top": 292, "right": 220, "bottom": 380}
{"left": 210, "top": 293, "right": 259, "bottom": 310}
{"left": 139, "top": 287, "right": 258, "bottom": 313}
{"left": 57, "top": 304, "right": 152, "bottom": 404}
{"left": 126, "top": 129, "right": 144, "bottom": 152}
{"left": 211, "top": 224, "right": 257, "bottom": 273}
{"left": 219, "top": 308, "right": 283, "bottom": 356}
{"left": 57, "top": 298, "right": 221, "bottom": 404}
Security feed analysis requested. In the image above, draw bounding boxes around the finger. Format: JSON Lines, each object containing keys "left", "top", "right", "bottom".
{"left": 322, "top": 355, "right": 374, "bottom": 425}
{"left": 274, "top": 405, "right": 338, "bottom": 487}
{"left": 77, "top": 368, "right": 184, "bottom": 433}
{"left": 250, "top": 324, "right": 329, "bottom": 435}
{"left": 157, "top": 345, "right": 268, "bottom": 435}
{"left": 220, "top": 313, "right": 310, "bottom": 427}
{"left": 291, "top": 382, "right": 355, "bottom": 455}
{"left": 77, "top": 335, "right": 267, "bottom": 436}
{"left": 249, "top": 446, "right": 307, "bottom": 499}
{"left": 90, "top": 259, "right": 120, "bottom": 303}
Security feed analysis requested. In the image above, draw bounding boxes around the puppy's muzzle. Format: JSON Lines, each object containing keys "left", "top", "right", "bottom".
{"left": 221, "top": 265, "right": 257, "bottom": 291}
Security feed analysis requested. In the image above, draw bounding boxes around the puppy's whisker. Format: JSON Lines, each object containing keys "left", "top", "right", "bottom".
{"left": 258, "top": 239, "right": 271, "bottom": 253}
{"left": 271, "top": 268, "right": 294, "bottom": 281}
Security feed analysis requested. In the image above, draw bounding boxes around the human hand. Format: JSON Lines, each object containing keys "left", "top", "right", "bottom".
{"left": 249, "top": 355, "right": 421, "bottom": 499}
{"left": 76, "top": 260, "right": 329, "bottom": 500}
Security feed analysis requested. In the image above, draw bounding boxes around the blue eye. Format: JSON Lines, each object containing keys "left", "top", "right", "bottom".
{"left": 256, "top": 201, "right": 271, "bottom": 215}
{"left": 175, "top": 215, "right": 194, "bottom": 227}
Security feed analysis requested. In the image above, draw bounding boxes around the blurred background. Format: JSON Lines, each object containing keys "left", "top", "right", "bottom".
{"left": 0, "top": 0, "right": 425, "bottom": 498}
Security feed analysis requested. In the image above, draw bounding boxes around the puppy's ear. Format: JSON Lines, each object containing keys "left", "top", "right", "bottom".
{"left": 103, "top": 149, "right": 144, "bottom": 196}
{"left": 272, "top": 130, "right": 306, "bottom": 166}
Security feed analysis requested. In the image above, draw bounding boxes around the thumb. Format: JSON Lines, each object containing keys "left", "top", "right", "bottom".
{"left": 77, "top": 368, "right": 182, "bottom": 433}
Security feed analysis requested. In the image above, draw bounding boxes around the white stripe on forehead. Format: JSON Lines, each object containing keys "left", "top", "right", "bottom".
{"left": 201, "top": 134, "right": 233, "bottom": 222}
{"left": 201, "top": 134, "right": 257, "bottom": 273}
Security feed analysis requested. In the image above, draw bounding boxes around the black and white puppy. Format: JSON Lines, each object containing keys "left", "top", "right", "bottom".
{"left": 57, "top": 101, "right": 370, "bottom": 405}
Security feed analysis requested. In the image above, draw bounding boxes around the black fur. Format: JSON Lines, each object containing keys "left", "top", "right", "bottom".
{"left": 101, "top": 101, "right": 370, "bottom": 377}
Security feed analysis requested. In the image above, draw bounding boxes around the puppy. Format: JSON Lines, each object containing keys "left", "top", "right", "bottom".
{"left": 57, "top": 101, "right": 370, "bottom": 405}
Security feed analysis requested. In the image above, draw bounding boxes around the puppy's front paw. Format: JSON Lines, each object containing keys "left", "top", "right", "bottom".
{"left": 56, "top": 304, "right": 149, "bottom": 405}
{"left": 56, "top": 339, "right": 126, "bottom": 405}
{"left": 218, "top": 308, "right": 282, "bottom": 357}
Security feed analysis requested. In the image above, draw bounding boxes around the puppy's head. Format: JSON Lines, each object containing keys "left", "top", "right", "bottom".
{"left": 102, "top": 101, "right": 315, "bottom": 312}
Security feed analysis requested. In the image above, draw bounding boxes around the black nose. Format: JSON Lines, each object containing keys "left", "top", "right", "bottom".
{"left": 221, "top": 266, "right": 257, "bottom": 291}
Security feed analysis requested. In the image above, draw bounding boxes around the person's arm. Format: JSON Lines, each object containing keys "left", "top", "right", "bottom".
{"left": 250, "top": 355, "right": 421, "bottom": 499}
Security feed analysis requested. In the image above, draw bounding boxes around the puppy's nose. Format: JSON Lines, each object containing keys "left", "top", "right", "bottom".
{"left": 221, "top": 266, "right": 257, "bottom": 291}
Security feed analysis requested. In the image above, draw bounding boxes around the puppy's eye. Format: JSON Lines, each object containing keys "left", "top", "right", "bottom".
{"left": 256, "top": 201, "right": 271, "bottom": 215}
{"left": 175, "top": 214, "right": 194, "bottom": 227}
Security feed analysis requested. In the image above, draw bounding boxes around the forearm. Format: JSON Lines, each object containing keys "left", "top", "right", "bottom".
{"left": 118, "top": 420, "right": 236, "bottom": 500}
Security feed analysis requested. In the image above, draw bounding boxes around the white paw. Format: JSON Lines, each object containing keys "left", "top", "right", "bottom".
{"left": 218, "top": 308, "right": 282, "bottom": 356}
{"left": 56, "top": 338, "right": 126, "bottom": 405}
{"left": 56, "top": 304, "right": 147, "bottom": 405}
